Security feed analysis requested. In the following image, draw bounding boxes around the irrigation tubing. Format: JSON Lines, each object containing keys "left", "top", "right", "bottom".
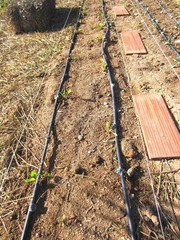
{"left": 101, "top": 1, "right": 136, "bottom": 240}
{"left": 135, "top": 0, "right": 180, "bottom": 57}
{"left": 20, "top": 1, "right": 85, "bottom": 239}
{"left": 154, "top": 0, "right": 180, "bottom": 25}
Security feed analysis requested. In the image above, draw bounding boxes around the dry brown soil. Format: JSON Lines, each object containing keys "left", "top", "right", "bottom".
{"left": 0, "top": 0, "right": 180, "bottom": 239}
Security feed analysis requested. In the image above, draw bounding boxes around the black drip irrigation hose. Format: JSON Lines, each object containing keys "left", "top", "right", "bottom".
{"left": 136, "top": 0, "right": 180, "bottom": 57}
{"left": 154, "top": 0, "right": 180, "bottom": 25}
{"left": 101, "top": 1, "right": 136, "bottom": 240}
{"left": 20, "top": 1, "right": 84, "bottom": 239}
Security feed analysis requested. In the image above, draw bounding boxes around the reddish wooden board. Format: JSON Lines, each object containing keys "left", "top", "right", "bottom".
{"left": 121, "top": 31, "right": 147, "bottom": 54}
{"left": 133, "top": 94, "right": 180, "bottom": 159}
{"left": 113, "top": 6, "right": 129, "bottom": 16}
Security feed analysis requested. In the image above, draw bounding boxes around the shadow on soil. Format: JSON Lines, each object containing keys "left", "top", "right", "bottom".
{"left": 50, "top": 7, "right": 80, "bottom": 32}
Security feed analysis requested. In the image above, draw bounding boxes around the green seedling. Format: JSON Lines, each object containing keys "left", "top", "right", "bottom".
{"left": 106, "top": 122, "right": 111, "bottom": 129}
{"left": 106, "top": 122, "right": 118, "bottom": 136}
{"left": 100, "top": 58, "right": 107, "bottom": 69}
{"left": 75, "top": 29, "right": 83, "bottom": 34}
{"left": 24, "top": 171, "right": 50, "bottom": 183}
{"left": 71, "top": 56, "right": 79, "bottom": 60}
{"left": 152, "top": 23, "right": 158, "bottom": 29}
{"left": 171, "top": 57, "right": 180, "bottom": 68}
{"left": 98, "top": 23, "right": 104, "bottom": 29}
{"left": 0, "top": 1, "right": 8, "bottom": 9}
{"left": 81, "top": 5, "right": 86, "bottom": 17}
{"left": 60, "top": 89, "right": 72, "bottom": 97}
{"left": 99, "top": 11, "right": 104, "bottom": 17}
{"left": 97, "top": 34, "right": 102, "bottom": 41}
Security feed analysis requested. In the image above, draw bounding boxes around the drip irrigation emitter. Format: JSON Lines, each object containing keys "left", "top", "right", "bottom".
{"left": 135, "top": 0, "right": 180, "bottom": 57}
{"left": 20, "top": 1, "right": 85, "bottom": 239}
{"left": 101, "top": 1, "right": 136, "bottom": 239}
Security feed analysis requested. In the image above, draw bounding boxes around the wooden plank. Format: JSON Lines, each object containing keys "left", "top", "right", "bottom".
{"left": 133, "top": 94, "right": 180, "bottom": 159}
{"left": 121, "top": 31, "right": 147, "bottom": 54}
{"left": 113, "top": 6, "right": 129, "bottom": 16}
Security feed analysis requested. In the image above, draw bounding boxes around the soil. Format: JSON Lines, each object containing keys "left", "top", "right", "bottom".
{"left": 0, "top": 0, "right": 180, "bottom": 240}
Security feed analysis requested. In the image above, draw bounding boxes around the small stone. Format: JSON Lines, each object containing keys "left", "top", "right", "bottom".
{"left": 130, "top": 193, "right": 135, "bottom": 199}
{"left": 127, "top": 167, "right": 136, "bottom": 177}
{"left": 121, "top": 139, "right": 138, "bottom": 158}
{"left": 35, "top": 233, "right": 42, "bottom": 238}
{"left": 78, "top": 134, "right": 84, "bottom": 141}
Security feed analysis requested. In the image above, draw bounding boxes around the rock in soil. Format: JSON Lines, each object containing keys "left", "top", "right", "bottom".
{"left": 127, "top": 166, "right": 136, "bottom": 177}
{"left": 121, "top": 139, "right": 138, "bottom": 158}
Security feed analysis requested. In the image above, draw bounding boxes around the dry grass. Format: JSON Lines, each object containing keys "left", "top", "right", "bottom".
{"left": 0, "top": 0, "right": 80, "bottom": 171}
{"left": 0, "top": 0, "right": 81, "bottom": 223}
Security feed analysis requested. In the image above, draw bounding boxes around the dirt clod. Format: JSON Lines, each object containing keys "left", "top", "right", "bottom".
{"left": 121, "top": 139, "right": 138, "bottom": 158}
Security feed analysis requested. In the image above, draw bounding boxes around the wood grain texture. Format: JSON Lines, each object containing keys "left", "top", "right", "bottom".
{"left": 121, "top": 31, "right": 147, "bottom": 54}
{"left": 113, "top": 6, "right": 129, "bottom": 16}
{"left": 133, "top": 94, "right": 180, "bottom": 159}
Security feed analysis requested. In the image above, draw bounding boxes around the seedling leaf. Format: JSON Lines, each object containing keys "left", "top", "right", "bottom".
{"left": 45, "top": 173, "right": 51, "bottom": 177}
{"left": 30, "top": 171, "right": 39, "bottom": 178}
{"left": 25, "top": 178, "right": 36, "bottom": 183}
{"left": 106, "top": 122, "right": 111, "bottom": 129}
{"left": 67, "top": 89, "right": 72, "bottom": 94}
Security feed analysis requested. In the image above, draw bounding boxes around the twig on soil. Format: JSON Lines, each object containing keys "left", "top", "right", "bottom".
{"left": 151, "top": 168, "right": 180, "bottom": 175}
{"left": 86, "top": 206, "right": 93, "bottom": 215}
{"left": 1, "top": 196, "right": 31, "bottom": 205}
{"left": 139, "top": 230, "right": 157, "bottom": 240}
{"left": 0, "top": 217, "right": 8, "bottom": 233}
{"left": 1, "top": 210, "right": 14, "bottom": 218}
{"left": 15, "top": 150, "right": 38, "bottom": 169}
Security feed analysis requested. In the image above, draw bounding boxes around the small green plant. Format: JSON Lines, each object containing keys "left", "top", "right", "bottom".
{"left": 81, "top": 5, "right": 86, "bottom": 17}
{"left": 106, "top": 122, "right": 111, "bottom": 129}
{"left": 0, "top": 1, "right": 8, "bottom": 9}
{"left": 171, "top": 57, "right": 180, "bottom": 68}
{"left": 71, "top": 56, "right": 79, "bottom": 60}
{"left": 25, "top": 171, "right": 50, "bottom": 183}
{"left": 97, "top": 34, "right": 102, "bottom": 41}
{"left": 60, "top": 89, "right": 72, "bottom": 97}
{"left": 98, "top": 23, "right": 104, "bottom": 29}
{"left": 75, "top": 29, "right": 83, "bottom": 34}
{"left": 100, "top": 58, "right": 107, "bottom": 69}
{"left": 106, "top": 122, "right": 117, "bottom": 136}
{"left": 152, "top": 22, "right": 158, "bottom": 29}
{"left": 99, "top": 11, "right": 104, "bottom": 17}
